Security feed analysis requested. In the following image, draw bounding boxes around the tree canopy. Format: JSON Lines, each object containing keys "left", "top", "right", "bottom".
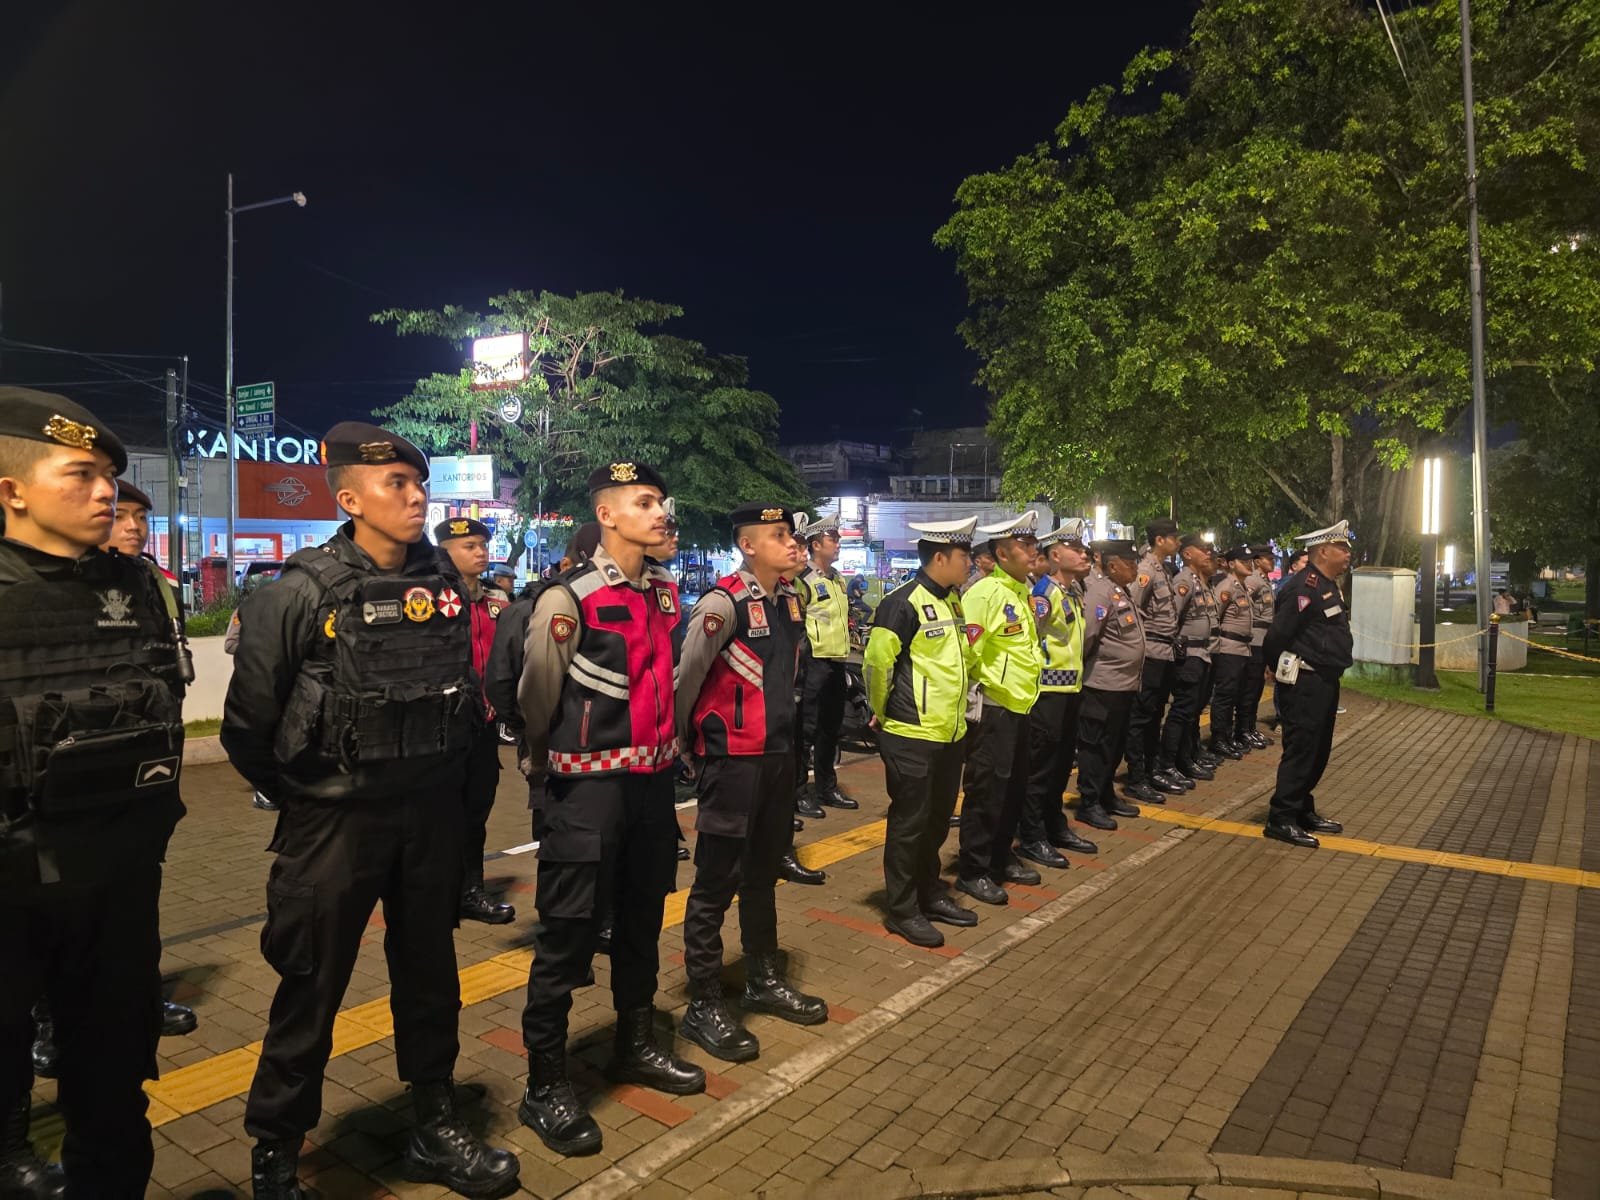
{"left": 936, "top": 0, "right": 1600, "bottom": 564}
{"left": 371, "top": 290, "right": 809, "bottom": 553}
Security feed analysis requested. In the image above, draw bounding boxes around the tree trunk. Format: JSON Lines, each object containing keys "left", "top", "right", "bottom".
{"left": 1373, "top": 468, "right": 1401, "bottom": 566}
{"left": 1329, "top": 433, "right": 1345, "bottom": 523}
{"left": 1587, "top": 552, "right": 1599, "bottom": 620}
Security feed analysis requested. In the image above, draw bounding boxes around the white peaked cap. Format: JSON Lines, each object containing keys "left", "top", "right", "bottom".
{"left": 908, "top": 516, "right": 979, "bottom": 545}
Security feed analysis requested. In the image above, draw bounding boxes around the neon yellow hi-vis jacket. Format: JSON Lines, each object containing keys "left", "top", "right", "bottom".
{"left": 797, "top": 565, "right": 849, "bottom": 659}
{"left": 1031, "top": 575, "right": 1084, "bottom": 693}
{"left": 863, "top": 571, "right": 974, "bottom": 743}
{"left": 962, "top": 569, "right": 1043, "bottom": 715}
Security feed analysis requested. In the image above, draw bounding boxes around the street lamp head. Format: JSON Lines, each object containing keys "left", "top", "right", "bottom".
{"left": 293, "top": 192, "right": 308, "bottom": 207}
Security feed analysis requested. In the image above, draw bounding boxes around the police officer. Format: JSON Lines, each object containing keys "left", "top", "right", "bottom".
{"left": 957, "top": 512, "right": 1044, "bottom": 905}
{"left": 1237, "top": 544, "right": 1277, "bottom": 748}
{"left": 1262, "top": 522, "right": 1353, "bottom": 848}
{"left": 1016, "top": 520, "right": 1099, "bottom": 869}
{"left": 1157, "top": 533, "right": 1219, "bottom": 785}
{"left": 1075, "top": 540, "right": 1146, "bottom": 830}
{"left": 0, "top": 389, "right": 188, "bottom": 1197}
{"left": 1124, "top": 519, "right": 1184, "bottom": 802}
{"left": 795, "top": 513, "right": 859, "bottom": 818}
{"left": 435, "top": 517, "right": 516, "bottom": 926}
{"left": 1207, "top": 546, "right": 1256, "bottom": 759}
{"left": 864, "top": 518, "right": 980, "bottom": 948}
{"left": 516, "top": 462, "right": 703, "bottom": 1158}
{"left": 223, "top": 422, "right": 519, "bottom": 1199}
{"left": 674, "top": 504, "right": 827, "bottom": 1062}
{"left": 962, "top": 540, "right": 996, "bottom": 594}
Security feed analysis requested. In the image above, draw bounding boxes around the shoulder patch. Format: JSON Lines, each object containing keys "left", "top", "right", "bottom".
{"left": 1138, "top": 573, "right": 1150, "bottom": 587}
{"left": 703, "top": 612, "right": 724, "bottom": 637}
{"left": 1177, "top": 584, "right": 1189, "bottom": 595}
{"left": 550, "top": 613, "right": 577, "bottom": 642}
{"left": 1032, "top": 595, "right": 1050, "bottom": 620}
{"left": 1297, "top": 596, "right": 1311, "bottom": 612}
{"left": 1304, "top": 572, "right": 1319, "bottom": 586}
{"left": 965, "top": 623, "right": 983, "bottom": 645}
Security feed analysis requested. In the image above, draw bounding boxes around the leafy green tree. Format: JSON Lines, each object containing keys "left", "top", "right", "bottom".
{"left": 371, "top": 290, "right": 808, "bottom": 557}
{"left": 936, "top": 0, "right": 1600, "bottom": 563}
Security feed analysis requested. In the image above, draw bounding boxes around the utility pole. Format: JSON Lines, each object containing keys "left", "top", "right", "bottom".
{"left": 225, "top": 172, "right": 236, "bottom": 587}
{"left": 1458, "top": 0, "right": 1493, "bottom": 692}
{"left": 165, "top": 368, "right": 182, "bottom": 577}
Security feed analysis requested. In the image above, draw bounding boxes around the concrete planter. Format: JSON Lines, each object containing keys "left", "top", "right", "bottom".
{"left": 1408, "top": 620, "right": 1527, "bottom": 672}
{"left": 183, "top": 635, "right": 235, "bottom": 723}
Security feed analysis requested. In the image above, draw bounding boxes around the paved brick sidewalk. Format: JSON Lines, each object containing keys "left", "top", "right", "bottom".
{"left": 25, "top": 692, "right": 1599, "bottom": 1198}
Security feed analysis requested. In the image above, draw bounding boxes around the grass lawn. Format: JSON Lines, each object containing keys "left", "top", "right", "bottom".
{"left": 1344, "top": 670, "right": 1600, "bottom": 741}
{"left": 184, "top": 717, "right": 222, "bottom": 739}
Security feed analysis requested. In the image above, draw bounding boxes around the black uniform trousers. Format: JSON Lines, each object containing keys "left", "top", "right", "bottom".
{"left": 1186, "top": 659, "right": 1213, "bottom": 762}
{"left": 798, "top": 656, "right": 848, "bottom": 792}
{"left": 1160, "top": 657, "right": 1208, "bottom": 769}
{"left": 958, "top": 705, "right": 1030, "bottom": 881}
{"left": 1020, "top": 690, "right": 1081, "bottom": 845}
{"left": 878, "top": 731, "right": 964, "bottom": 923}
{"left": 1269, "top": 670, "right": 1341, "bottom": 822}
{"left": 461, "top": 725, "right": 503, "bottom": 890}
{"left": 1076, "top": 687, "right": 1136, "bottom": 813}
{"left": 1208, "top": 654, "right": 1249, "bottom": 746}
{"left": 1124, "top": 656, "right": 1175, "bottom": 783}
{"left": 245, "top": 791, "right": 464, "bottom": 1141}
{"left": 682, "top": 754, "right": 794, "bottom": 984}
{"left": 1239, "top": 646, "right": 1268, "bottom": 736}
{"left": 1, "top": 866, "right": 162, "bottom": 1197}
{"left": 522, "top": 771, "right": 678, "bottom": 1056}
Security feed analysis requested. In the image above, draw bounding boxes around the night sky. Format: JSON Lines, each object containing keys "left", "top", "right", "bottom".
{"left": 1, "top": 2, "right": 1198, "bottom": 449}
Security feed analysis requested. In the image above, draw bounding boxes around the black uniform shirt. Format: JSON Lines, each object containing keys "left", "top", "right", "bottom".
{"left": 221, "top": 523, "right": 468, "bottom": 801}
{"left": 1263, "top": 566, "right": 1354, "bottom": 675}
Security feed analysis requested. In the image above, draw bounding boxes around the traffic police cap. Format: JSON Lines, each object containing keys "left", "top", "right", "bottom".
{"left": 118, "top": 480, "right": 155, "bottom": 512}
{"left": 1179, "top": 531, "right": 1212, "bottom": 552}
{"left": 799, "top": 512, "right": 840, "bottom": 541}
{"left": 1094, "top": 539, "right": 1139, "bottom": 562}
{"left": 909, "top": 516, "right": 978, "bottom": 546}
{"left": 1146, "top": 517, "right": 1180, "bottom": 540}
{"left": 1038, "top": 518, "right": 1089, "bottom": 549}
{"left": 1295, "top": 519, "right": 1353, "bottom": 547}
{"left": 730, "top": 502, "right": 798, "bottom": 532}
{"left": 0, "top": 386, "right": 128, "bottom": 475}
{"left": 588, "top": 460, "right": 667, "bottom": 495}
{"left": 434, "top": 516, "right": 490, "bottom": 542}
{"left": 320, "top": 421, "right": 429, "bottom": 480}
{"left": 977, "top": 510, "right": 1040, "bottom": 542}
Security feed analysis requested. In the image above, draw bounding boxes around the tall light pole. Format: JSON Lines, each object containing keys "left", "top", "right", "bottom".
{"left": 1458, "top": 1, "right": 1493, "bottom": 691}
{"left": 1417, "top": 456, "right": 1443, "bottom": 690}
{"left": 225, "top": 173, "right": 306, "bottom": 588}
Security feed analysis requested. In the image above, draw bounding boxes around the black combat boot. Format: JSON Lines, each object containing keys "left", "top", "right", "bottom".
{"left": 518, "top": 1050, "right": 602, "bottom": 1157}
{"left": 742, "top": 952, "right": 827, "bottom": 1025}
{"left": 1, "top": 1099, "right": 65, "bottom": 1200}
{"left": 403, "top": 1080, "right": 520, "bottom": 1197}
{"left": 680, "top": 982, "right": 760, "bottom": 1062}
{"left": 460, "top": 886, "right": 515, "bottom": 925}
{"left": 250, "top": 1138, "right": 318, "bottom": 1199}
{"left": 608, "top": 1007, "right": 706, "bottom": 1093}
{"left": 778, "top": 852, "right": 825, "bottom": 885}
{"left": 794, "top": 785, "right": 826, "bottom": 820}
{"left": 29, "top": 1002, "right": 57, "bottom": 1080}
{"left": 161, "top": 999, "right": 199, "bottom": 1036}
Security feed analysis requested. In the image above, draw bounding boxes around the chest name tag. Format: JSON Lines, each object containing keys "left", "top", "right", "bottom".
{"left": 597, "top": 604, "right": 633, "bottom": 623}
{"left": 1002, "top": 623, "right": 1025, "bottom": 636}
{"left": 925, "top": 626, "right": 946, "bottom": 638}
{"left": 363, "top": 599, "right": 402, "bottom": 625}
{"left": 1324, "top": 605, "right": 1342, "bottom": 618}
{"left": 747, "top": 601, "right": 771, "bottom": 636}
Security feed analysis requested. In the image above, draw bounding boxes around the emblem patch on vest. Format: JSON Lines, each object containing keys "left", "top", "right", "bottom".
{"left": 437, "top": 588, "right": 463, "bottom": 618}
{"left": 363, "top": 599, "right": 402, "bottom": 625}
{"left": 656, "top": 587, "right": 676, "bottom": 614}
{"left": 1032, "top": 595, "right": 1050, "bottom": 620}
{"left": 134, "top": 757, "right": 180, "bottom": 787}
{"left": 922, "top": 603, "right": 938, "bottom": 620}
{"left": 403, "top": 587, "right": 435, "bottom": 622}
{"left": 703, "top": 612, "right": 724, "bottom": 637}
{"left": 97, "top": 588, "right": 137, "bottom": 629}
{"left": 551, "top": 614, "right": 577, "bottom": 642}
{"left": 324, "top": 610, "right": 337, "bottom": 638}
{"left": 1298, "top": 596, "right": 1311, "bottom": 611}
{"left": 965, "top": 623, "right": 983, "bottom": 645}
{"left": 747, "top": 601, "right": 770, "bottom": 637}
{"left": 786, "top": 596, "right": 801, "bottom": 622}
{"left": 815, "top": 584, "right": 828, "bottom": 600}
{"left": 487, "top": 599, "right": 504, "bottom": 619}
{"left": 1138, "top": 573, "right": 1150, "bottom": 587}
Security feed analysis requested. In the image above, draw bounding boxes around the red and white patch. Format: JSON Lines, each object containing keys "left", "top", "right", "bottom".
{"left": 965, "top": 623, "right": 983, "bottom": 645}
{"left": 486, "top": 599, "right": 504, "bottom": 619}
{"left": 703, "top": 612, "right": 725, "bottom": 637}
{"left": 437, "top": 588, "right": 463, "bottom": 618}
{"left": 1297, "top": 596, "right": 1311, "bottom": 612}
{"left": 550, "top": 614, "right": 577, "bottom": 643}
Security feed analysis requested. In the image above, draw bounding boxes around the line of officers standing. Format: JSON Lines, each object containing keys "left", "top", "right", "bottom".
{"left": 0, "top": 386, "right": 1357, "bottom": 1198}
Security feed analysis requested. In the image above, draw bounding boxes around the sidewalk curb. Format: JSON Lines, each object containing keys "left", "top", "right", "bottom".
{"left": 184, "top": 734, "right": 229, "bottom": 766}
{"left": 755, "top": 1150, "right": 1548, "bottom": 1199}
{"left": 567, "top": 705, "right": 1390, "bottom": 1199}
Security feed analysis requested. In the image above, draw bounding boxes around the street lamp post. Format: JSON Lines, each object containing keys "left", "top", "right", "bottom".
{"left": 1417, "top": 456, "right": 1443, "bottom": 690}
{"left": 224, "top": 173, "right": 306, "bottom": 588}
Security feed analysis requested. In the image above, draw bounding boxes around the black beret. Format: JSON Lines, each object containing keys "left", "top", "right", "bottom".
{"left": 1223, "top": 544, "right": 1252, "bottom": 561}
{"left": 729, "top": 502, "right": 798, "bottom": 532}
{"left": 118, "top": 480, "right": 155, "bottom": 511}
{"left": 1094, "top": 539, "right": 1139, "bottom": 561}
{"left": 435, "top": 516, "right": 490, "bottom": 542}
{"left": 1249, "top": 543, "right": 1276, "bottom": 558}
{"left": 567, "top": 521, "right": 603, "bottom": 562}
{"left": 588, "top": 460, "right": 667, "bottom": 495}
{"left": 320, "top": 421, "right": 428, "bottom": 480}
{"left": 1146, "top": 518, "right": 1180, "bottom": 540}
{"left": 0, "top": 386, "right": 128, "bottom": 475}
{"left": 1179, "top": 531, "right": 1212, "bottom": 552}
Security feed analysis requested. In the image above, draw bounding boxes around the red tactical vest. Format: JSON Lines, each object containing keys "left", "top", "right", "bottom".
{"left": 690, "top": 572, "right": 804, "bottom": 757}
{"left": 546, "top": 559, "right": 680, "bottom": 776}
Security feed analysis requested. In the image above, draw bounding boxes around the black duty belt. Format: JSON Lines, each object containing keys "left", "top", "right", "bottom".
{"left": 1182, "top": 637, "right": 1210, "bottom": 648}
{"left": 1251, "top": 621, "right": 1271, "bottom": 629}
{"left": 1219, "top": 630, "right": 1251, "bottom": 643}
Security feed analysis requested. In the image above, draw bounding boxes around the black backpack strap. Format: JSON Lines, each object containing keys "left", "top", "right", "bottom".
{"left": 284, "top": 546, "right": 366, "bottom": 606}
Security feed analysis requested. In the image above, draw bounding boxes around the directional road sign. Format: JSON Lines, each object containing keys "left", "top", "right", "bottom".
{"left": 236, "top": 382, "right": 275, "bottom": 434}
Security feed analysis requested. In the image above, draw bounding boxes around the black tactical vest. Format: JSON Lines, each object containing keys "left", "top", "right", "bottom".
{"left": 0, "top": 555, "right": 184, "bottom": 822}
{"left": 271, "top": 546, "right": 476, "bottom": 781}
